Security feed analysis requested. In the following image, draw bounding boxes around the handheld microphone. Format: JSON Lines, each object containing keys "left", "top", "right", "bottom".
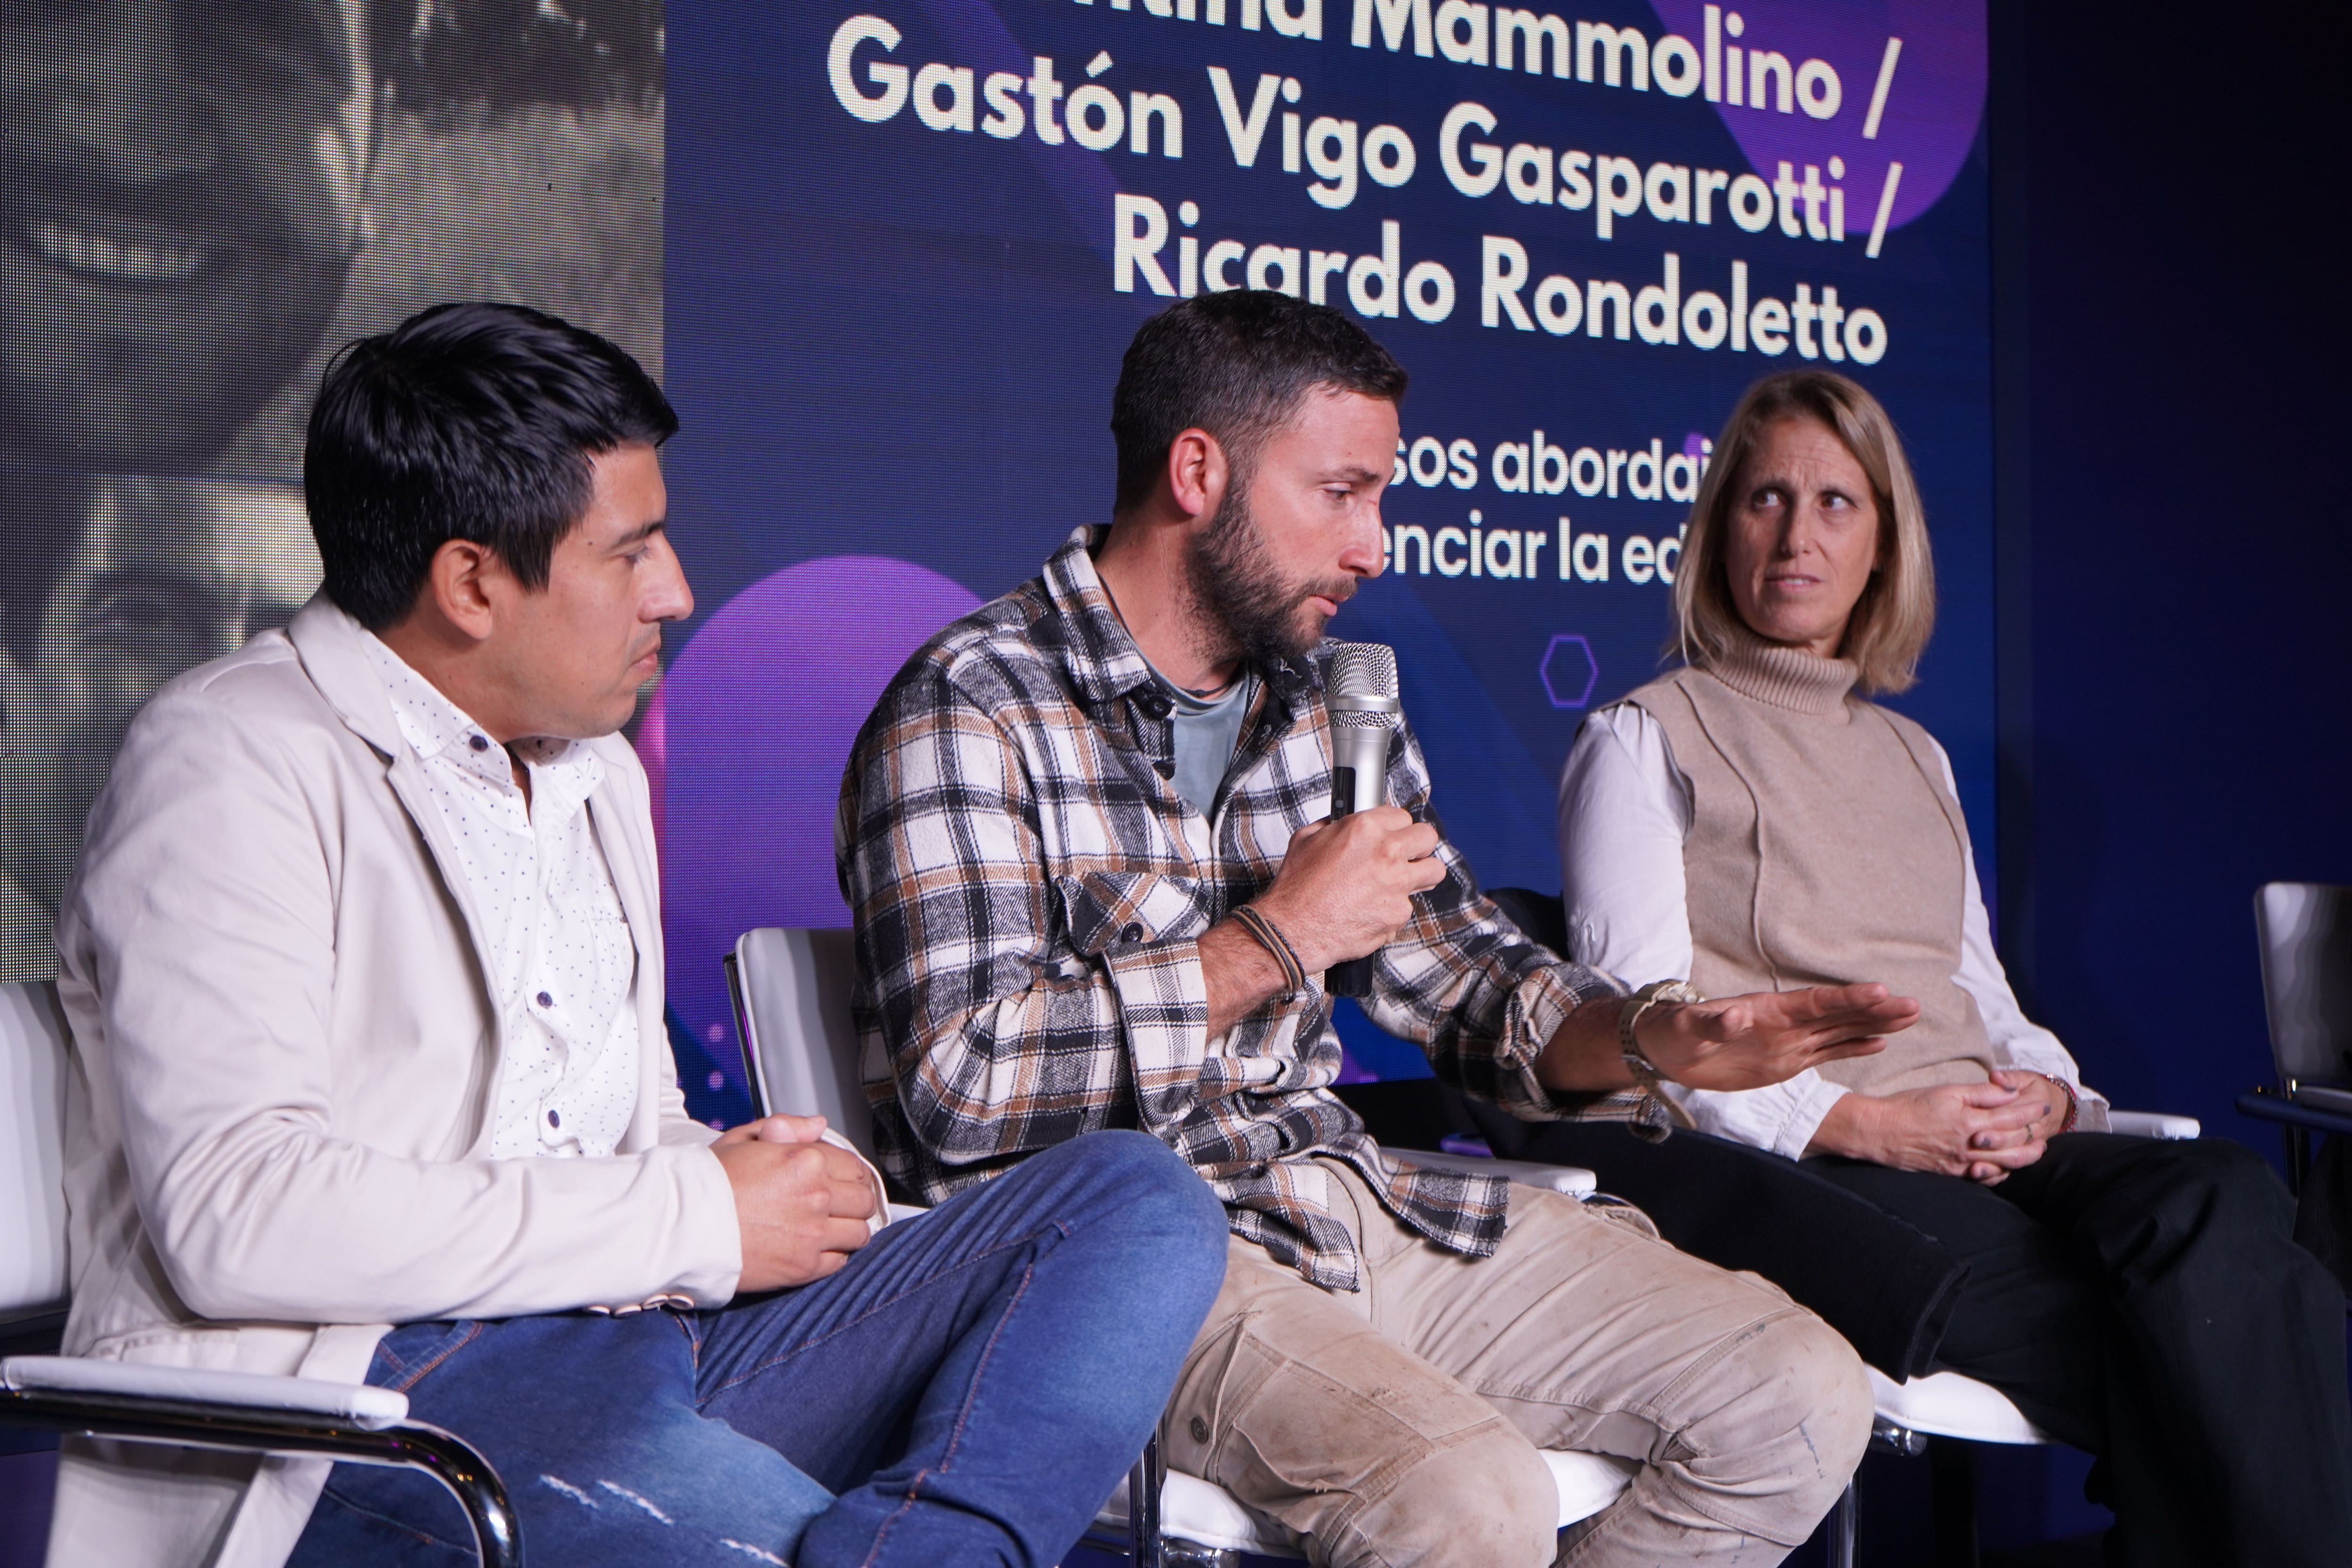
{"left": 1324, "top": 642, "right": 1402, "bottom": 996}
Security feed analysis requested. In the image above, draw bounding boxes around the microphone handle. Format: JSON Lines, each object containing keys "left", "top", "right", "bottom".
{"left": 1325, "top": 721, "right": 1394, "bottom": 997}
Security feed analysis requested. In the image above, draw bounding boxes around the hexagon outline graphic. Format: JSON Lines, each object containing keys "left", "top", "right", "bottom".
{"left": 1540, "top": 634, "right": 1598, "bottom": 709}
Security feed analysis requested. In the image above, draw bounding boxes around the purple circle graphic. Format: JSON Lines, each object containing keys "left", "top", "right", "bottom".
{"left": 650, "top": 556, "right": 981, "bottom": 1070}
{"left": 1648, "top": 0, "right": 1986, "bottom": 239}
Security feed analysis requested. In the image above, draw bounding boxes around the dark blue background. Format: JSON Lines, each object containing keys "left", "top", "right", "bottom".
{"left": 1991, "top": 0, "right": 2352, "bottom": 1165}
{"left": 662, "top": 0, "right": 1996, "bottom": 1090}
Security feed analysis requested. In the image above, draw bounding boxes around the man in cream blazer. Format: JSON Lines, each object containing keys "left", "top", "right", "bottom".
{"left": 47, "top": 302, "right": 1227, "bottom": 1568}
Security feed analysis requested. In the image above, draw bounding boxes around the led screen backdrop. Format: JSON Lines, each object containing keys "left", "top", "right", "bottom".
{"left": 658, "top": 0, "right": 1994, "bottom": 1103}
{"left": 0, "top": 0, "right": 664, "bottom": 983}
{"left": 0, "top": 0, "right": 1992, "bottom": 1122}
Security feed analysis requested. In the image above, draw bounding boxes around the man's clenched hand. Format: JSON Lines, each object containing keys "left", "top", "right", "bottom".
{"left": 1200, "top": 806, "right": 1444, "bottom": 1037}
{"left": 1252, "top": 807, "right": 1444, "bottom": 974}
{"left": 714, "top": 1114, "right": 881, "bottom": 1294}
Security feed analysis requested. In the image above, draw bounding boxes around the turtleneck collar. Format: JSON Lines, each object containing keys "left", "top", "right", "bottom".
{"left": 1702, "top": 627, "right": 1860, "bottom": 715}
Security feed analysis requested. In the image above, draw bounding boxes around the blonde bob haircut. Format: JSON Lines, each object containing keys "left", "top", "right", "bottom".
{"left": 1672, "top": 369, "right": 1936, "bottom": 695}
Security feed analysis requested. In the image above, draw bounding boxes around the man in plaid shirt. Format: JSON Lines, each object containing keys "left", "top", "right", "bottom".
{"left": 839, "top": 293, "right": 1919, "bottom": 1567}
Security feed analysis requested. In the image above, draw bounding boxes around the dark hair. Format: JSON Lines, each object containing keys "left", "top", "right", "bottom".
{"left": 304, "top": 302, "right": 676, "bottom": 631}
{"left": 1110, "top": 291, "right": 1408, "bottom": 515}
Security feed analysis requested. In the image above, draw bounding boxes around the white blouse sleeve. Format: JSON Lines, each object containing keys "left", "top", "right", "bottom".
{"left": 1926, "top": 740, "right": 2107, "bottom": 1115}
{"left": 1557, "top": 706, "right": 1692, "bottom": 987}
{"left": 1557, "top": 706, "right": 1851, "bottom": 1159}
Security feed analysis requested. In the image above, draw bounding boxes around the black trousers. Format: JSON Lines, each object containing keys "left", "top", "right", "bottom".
{"left": 1482, "top": 1104, "right": 2352, "bottom": 1568}
{"left": 1804, "top": 1133, "right": 2352, "bottom": 1568}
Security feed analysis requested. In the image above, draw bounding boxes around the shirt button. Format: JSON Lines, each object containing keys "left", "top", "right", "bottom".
{"left": 1120, "top": 923, "right": 1145, "bottom": 945}
{"left": 548, "top": 1108, "right": 562, "bottom": 1128}
{"left": 536, "top": 991, "right": 553, "bottom": 1008}
{"left": 1189, "top": 1415, "right": 1211, "bottom": 1444}
{"left": 468, "top": 734, "right": 490, "bottom": 752}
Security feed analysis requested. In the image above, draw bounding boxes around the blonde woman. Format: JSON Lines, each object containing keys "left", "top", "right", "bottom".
{"left": 1526, "top": 370, "right": 2348, "bottom": 1566}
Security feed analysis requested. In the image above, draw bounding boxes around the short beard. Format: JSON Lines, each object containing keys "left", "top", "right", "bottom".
{"left": 1184, "top": 483, "right": 1350, "bottom": 669}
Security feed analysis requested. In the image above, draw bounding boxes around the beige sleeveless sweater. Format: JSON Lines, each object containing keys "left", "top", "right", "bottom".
{"left": 1621, "top": 639, "right": 2002, "bottom": 1095}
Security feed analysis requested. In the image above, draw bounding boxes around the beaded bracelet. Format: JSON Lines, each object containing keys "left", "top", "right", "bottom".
{"left": 2036, "top": 1072, "right": 2081, "bottom": 1135}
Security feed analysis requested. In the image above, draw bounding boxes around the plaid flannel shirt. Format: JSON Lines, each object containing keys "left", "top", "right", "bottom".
{"left": 836, "top": 529, "right": 1624, "bottom": 1289}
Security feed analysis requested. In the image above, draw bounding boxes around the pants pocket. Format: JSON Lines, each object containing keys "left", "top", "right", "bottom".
{"left": 370, "top": 1321, "right": 483, "bottom": 1394}
{"left": 1581, "top": 1193, "right": 1664, "bottom": 1242}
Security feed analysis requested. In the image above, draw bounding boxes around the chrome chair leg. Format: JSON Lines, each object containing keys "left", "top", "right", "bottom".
{"left": 1128, "top": 1429, "right": 1166, "bottom": 1568}
{"left": 1827, "top": 1478, "right": 1857, "bottom": 1568}
{"left": 1831, "top": 1414, "right": 1930, "bottom": 1568}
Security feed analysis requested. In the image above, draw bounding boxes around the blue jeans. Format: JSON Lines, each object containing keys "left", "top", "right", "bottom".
{"left": 287, "top": 1130, "right": 1227, "bottom": 1567}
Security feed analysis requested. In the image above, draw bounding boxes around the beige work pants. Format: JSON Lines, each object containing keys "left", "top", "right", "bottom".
{"left": 1163, "top": 1161, "right": 1872, "bottom": 1568}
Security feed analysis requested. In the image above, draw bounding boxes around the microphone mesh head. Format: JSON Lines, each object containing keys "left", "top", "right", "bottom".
{"left": 1330, "top": 642, "right": 1399, "bottom": 699}
{"left": 1328, "top": 642, "right": 1400, "bottom": 727}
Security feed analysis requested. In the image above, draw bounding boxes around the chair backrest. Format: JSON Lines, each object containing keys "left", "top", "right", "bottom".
{"left": 2255, "top": 882, "right": 2352, "bottom": 1086}
{"left": 1, "top": 981, "right": 71, "bottom": 1319}
{"left": 726, "top": 928, "right": 877, "bottom": 1161}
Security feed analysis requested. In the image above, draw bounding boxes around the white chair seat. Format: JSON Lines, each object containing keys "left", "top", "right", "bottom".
{"left": 2106, "top": 1110, "right": 2199, "bottom": 1139}
{"left": 1096, "top": 1470, "right": 1274, "bottom": 1557}
{"left": 1866, "top": 1365, "right": 2048, "bottom": 1446}
{"left": 1095, "top": 1449, "right": 1639, "bottom": 1556}
{"left": 1389, "top": 1148, "right": 1597, "bottom": 1197}
{"left": 1542, "top": 1449, "right": 1644, "bottom": 1527}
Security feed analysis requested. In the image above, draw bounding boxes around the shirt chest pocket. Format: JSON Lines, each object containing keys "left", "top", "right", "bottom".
{"left": 1057, "top": 868, "right": 1209, "bottom": 957}
{"left": 544, "top": 893, "right": 637, "bottom": 1032}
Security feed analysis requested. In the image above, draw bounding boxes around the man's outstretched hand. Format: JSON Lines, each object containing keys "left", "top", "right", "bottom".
{"left": 714, "top": 1114, "right": 882, "bottom": 1294}
{"left": 1537, "top": 981, "right": 1918, "bottom": 1095}
{"left": 1639, "top": 983, "right": 1918, "bottom": 1091}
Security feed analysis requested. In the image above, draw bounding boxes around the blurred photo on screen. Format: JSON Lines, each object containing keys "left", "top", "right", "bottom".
{"left": 0, "top": 0, "right": 663, "bottom": 979}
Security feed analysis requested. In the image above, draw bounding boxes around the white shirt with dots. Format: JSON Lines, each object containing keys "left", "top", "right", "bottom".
{"left": 361, "top": 632, "right": 641, "bottom": 1161}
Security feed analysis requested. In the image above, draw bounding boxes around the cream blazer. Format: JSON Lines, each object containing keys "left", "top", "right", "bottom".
{"left": 47, "top": 597, "right": 744, "bottom": 1568}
